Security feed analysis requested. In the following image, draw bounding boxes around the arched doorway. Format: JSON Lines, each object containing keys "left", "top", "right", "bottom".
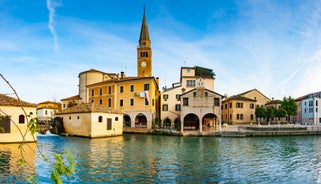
{"left": 202, "top": 113, "right": 217, "bottom": 131}
{"left": 183, "top": 114, "right": 199, "bottom": 130}
{"left": 123, "top": 114, "right": 131, "bottom": 127}
{"left": 163, "top": 117, "right": 171, "bottom": 129}
{"left": 135, "top": 113, "right": 147, "bottom": 128}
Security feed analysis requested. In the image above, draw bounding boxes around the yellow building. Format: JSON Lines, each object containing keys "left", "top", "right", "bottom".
{"left": 87, "top": 76, "right": 159, "bottom": 129}
{"left": 0, "top": 94, "right": 37, "bottom": 143}
{"left": 222, "top": 96, "right": 256, "bottom": 124}
{"left": 222, "top": 89, "right": 271, "bottom": 124}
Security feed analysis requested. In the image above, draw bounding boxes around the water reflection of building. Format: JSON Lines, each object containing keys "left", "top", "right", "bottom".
{"left": 0, "top": 143, "right": 36, "bottom": 182}
{"left": 0, "top": 94, "right": 37, "bottom": 143}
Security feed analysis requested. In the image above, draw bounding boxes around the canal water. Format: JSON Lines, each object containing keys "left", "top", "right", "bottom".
{"left": 1, "top": 133, "right": 321, "bottom": 183}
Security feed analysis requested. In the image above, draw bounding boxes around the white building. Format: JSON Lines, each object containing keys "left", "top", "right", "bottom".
{"left": 160, "top": 66, "right": 222, "bottom": 132}
{"left": 302, "top": 94, "right": 321, "bottom": 125}
{"left": 37, "top": 101, "right": 60, "bottom": 122}
{"left": 180, "top": 85, "right": 222, "bottom": 133}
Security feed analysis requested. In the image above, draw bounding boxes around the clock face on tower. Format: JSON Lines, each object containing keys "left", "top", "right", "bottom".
{"left": 141, "top": 61, "right": 146, "bottom": 67}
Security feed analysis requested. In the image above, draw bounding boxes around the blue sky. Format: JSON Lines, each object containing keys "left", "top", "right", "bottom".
{"left": 1, "top": 0, "right": 321, "bottom": 103}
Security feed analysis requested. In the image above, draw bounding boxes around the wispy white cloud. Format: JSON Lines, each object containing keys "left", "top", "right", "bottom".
{"left": 46, "top": 0, "right": 61, "bottom": 52}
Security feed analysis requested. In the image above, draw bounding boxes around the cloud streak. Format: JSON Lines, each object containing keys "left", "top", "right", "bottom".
{"left": 46, "top": 0, "right": 60, "bottom": 52}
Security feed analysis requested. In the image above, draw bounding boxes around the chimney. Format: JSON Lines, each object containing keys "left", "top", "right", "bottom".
{"left": 120, "top": 71, "right": 125, "bottom": 79}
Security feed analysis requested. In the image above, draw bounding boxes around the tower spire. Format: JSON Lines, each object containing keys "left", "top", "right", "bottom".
{"left": 139, "top": 6, "right": 150, "bottom": 47}
{"left": 137, "top": 6, "right": 152, "bottom": 77}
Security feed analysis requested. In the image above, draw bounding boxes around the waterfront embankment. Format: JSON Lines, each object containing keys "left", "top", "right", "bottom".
{"left": 130, "top": 124, "right": 321, "bottom": 137}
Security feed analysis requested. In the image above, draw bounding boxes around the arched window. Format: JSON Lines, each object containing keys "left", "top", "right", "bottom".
{"left": 98, "top": 116, "right": 103, "bottom": 123}
{"left": 115, "top": 117, "right": 119, "bottom": 121}
{"left": 99, "top": 99, "right": 103, "bottom": 105}
{"left": 19, "top": 115, "right": 25, "bottom": 124}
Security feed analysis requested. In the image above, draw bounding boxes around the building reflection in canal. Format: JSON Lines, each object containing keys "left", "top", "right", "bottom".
{"left": 0, "top": 143, "right": 36, "bottom": 183}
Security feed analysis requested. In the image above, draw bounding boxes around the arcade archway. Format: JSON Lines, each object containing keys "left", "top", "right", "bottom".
{"left": 183, "top": 113, "right": 199, "bottom": 130}
{"left": 135, "top": 113, "right": 147, "bottom": 128}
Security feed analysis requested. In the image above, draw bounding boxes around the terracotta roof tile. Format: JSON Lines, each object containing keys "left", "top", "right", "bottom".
{"left": 61, "top": 95, "right": 81, "bottom": 101}
{"left": 0, "top": 94, "right": 37, "bottom": 107}
{"left": 57, "top": 103, "right": 122, "bottom": 114}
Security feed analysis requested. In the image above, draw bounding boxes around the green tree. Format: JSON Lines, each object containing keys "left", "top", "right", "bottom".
{"left": 266, "top": 106, "right": 276, "bottom": 125}
{"left": 281, "top": 96, "right": 298, "bottom": 122}
{"left": 275, "top": 107, "right": 287, "bottom": 124}
{"left": 255, "top": 106, "right": 266, "bottom": 125}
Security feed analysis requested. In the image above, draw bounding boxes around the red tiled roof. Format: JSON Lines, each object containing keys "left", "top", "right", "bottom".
{"left": 56, "top": 103, "right": 122, "bottom": 114}
{"left": 0, "top": 94, "right": 37, "bottom": 107}
{"left": 61, "top": 95, "right": 81, "bottom": 101}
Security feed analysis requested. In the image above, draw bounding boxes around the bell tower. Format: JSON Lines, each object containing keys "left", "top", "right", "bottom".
{"left": 137, "top": 8, "right": 152, "bottom": 78}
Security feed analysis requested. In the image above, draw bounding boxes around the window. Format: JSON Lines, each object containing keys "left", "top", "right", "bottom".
{"left": 99, "top": 99, "right": 103, "bottom": 105}
{"left": 176, "top": 94, "right": 180, "bottom": 101}
{"left": 205, "top": 92, "right": 208, "bottom": 97}
{"left": 99, "top": 88, "right": 103, "bottom": 95}
{"left": 77, "top": 116, "right": 80, "bottom": 119}
{"left": 162, "top": 104, "right": 168, "bottom": 111}
{"left": 145, "top": 98, "right": 149, "bottom": 106}
{"left": 130, "top": 98, "right": 134, "bottom": 106}
{"left": 163, "top": 94, "right": 169, "bottom": 101}
{"left": 120, "top": 99, "right": 124, "bottom": 107}
{"left": 230, "top": 114, "right": 232, "bottom": 120}
{"left": 120, "top": 86, "right": 124, "bottom": 93}
{"left": 214, "top": 98, "right": 220, "bottom": 106}
{"left": 193, "top": 92, "right": 196, "bottom": 97}
{"left": 229, "top": 103, "right": 232, "bottom": 108}
{"left": 108, "top": 86, "right": 112, "bottom": 94}
{"left": 115, "top": 117, "right": 119, "bottom": 121}
{"left": 236, "top": 102, "right": 243, "bottom": 108}
{"left": 175, "top": 104, "right": 181, "bottom": 111}
{"left": 317, "top": 100, "right": 319, "bottom": 106}
{"left": 98, "top": 116, "right": 103, "bottom": 123}
{"left": 0, "top": 116, "right": 10, "bottom": 133}
{"left": 183, "top": 98, "right": 189, "bottom": 106}
{"left": 225, "top": 104, "right": 227, "bottom": 109}
{"left": 250, "top": 114, "right": 254, "bottom": 121}
{"left": 91, "top": 89, "right": 94, "bottom": 96}
{"left": 45, "top": 110, "right": 48, "bottom": 115}
{"left": 107, "top": 118, "right": 112, "bottom": 130}
{"left": 69, "top": 116, "right": 71, "bottom": 120}
{"left": 19, "top": 115, "right": 25, "bottom": 124}
{"left": 130, "top": 85, "right": 134, "bottom": 92}
{"left": 250, "top": 103, "right": 254, "bottom": 109}
{"left": 186, "top": 80, "right": 195, "bottom": 87}
{"left": 237, "top": 114, "right": 244, "bottom": 120}
{"left": 108, "top": 98, "right": 112, "bottom": 107}
{"left": 309, "top": 101, "right": 313, "bottom": 107}
{"left": 144, "top": 84, "right": 150, "bottom": 91}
